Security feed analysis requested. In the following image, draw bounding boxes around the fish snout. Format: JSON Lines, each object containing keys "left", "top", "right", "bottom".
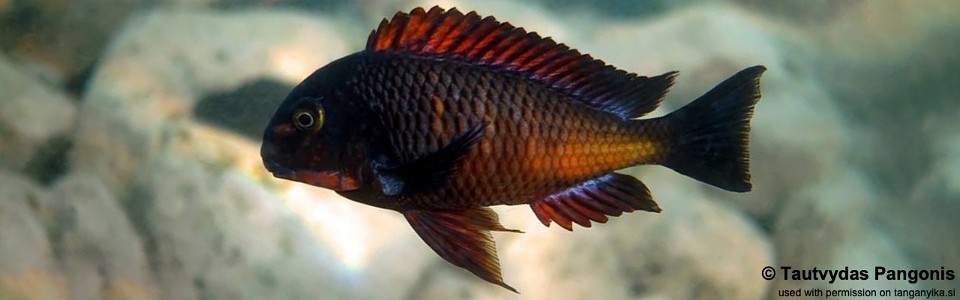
{"left": 261, "top": 143, "right": 295, "bottom": 178}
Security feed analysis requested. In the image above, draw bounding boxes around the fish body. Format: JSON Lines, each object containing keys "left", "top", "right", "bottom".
{"left": 261, "top": 6, "right": 765, "bottom": 292}
{"left": 343, "top": 52, "right": 668, "bottom": 209}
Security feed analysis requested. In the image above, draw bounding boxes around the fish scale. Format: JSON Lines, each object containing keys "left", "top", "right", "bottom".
{"left": 354, "top": 53, "right": 660, "bottom": 208}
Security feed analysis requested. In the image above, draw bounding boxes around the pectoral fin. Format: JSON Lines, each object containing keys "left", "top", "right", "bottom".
{"left": 377, "top": 123, "right": 485, "bottom": 195}
{"left": 404, "top": 207, "right": 521, "bottom": 293}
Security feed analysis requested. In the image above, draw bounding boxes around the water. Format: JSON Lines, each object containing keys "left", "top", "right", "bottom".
{"left": 1, "top": 1, "right": 957, "bottom": 299}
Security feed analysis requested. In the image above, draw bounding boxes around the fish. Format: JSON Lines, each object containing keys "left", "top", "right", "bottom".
{"left": 261, "top": 6, "right": 765, "bottom": 293}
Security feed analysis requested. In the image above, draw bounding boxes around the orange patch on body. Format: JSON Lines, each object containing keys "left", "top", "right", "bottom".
{"left": 431, "top": 95, "right": 445, "bottom": 133}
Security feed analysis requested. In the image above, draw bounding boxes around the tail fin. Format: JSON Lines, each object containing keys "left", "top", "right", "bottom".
{"left": 661, "top": 66, "right": 765, "bottom": 192}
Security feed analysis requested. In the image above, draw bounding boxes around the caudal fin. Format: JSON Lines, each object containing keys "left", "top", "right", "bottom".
{"left": 661, "top": 66, "right": 765, "bottom": 192}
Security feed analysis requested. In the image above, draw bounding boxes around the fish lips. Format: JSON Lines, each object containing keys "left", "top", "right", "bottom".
{"left": 263, "top": 160, "right": 360, "bottom": 192}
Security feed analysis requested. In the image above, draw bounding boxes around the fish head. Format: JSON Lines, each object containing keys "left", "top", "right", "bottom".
{"left": 261, "top": 59, "right": 365, "bottom": 192}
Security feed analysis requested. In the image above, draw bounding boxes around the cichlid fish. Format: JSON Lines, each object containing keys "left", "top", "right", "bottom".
{"left": 261, "top": 6, "right": 765, "bottom": 292}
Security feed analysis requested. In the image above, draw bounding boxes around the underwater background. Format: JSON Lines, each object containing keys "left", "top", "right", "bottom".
{"left": 1, "top": 0, "right": 958, "bottom": 299}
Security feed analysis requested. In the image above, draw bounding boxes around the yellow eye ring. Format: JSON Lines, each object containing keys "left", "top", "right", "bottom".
{"left": 293, "top": 109, "right": 323, "bottom": 131}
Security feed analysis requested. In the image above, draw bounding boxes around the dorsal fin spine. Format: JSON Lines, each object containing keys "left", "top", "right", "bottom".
{"left": 399, "top": 13, "right": 426, "bottom": 51}
{"left": 423, "top": 9, "right": 455, "bottom": 52}
{"left": 560, "top": 60, "right": 602, "bottom": 85}
{"left": 540, "top": 50, "right": 580, "bottom": 79}
{"left": 369, "top": 19, "right": 386, "bottom": 49}
{"left": 399, "top": 8, "right": 423, "bottom": 43}
{"left": 414, "top": 8, "right": 445, "bottom": 52}
{"left": 477, "top": 27, "right": 516, "bottom": 61}
{"left": 366, "top": 29, "right": 376, "bottom": 49}
{"left": 495, "top": 31, "right": 532, "bottom": 64}
{"left": 493, "top": 29, "right": 527, "bottom": 60}
{"left": 439, "top": 11, "right": 476, "bottom": 52}
{"left": 524, "top": 43, "right": 565, "bottom": 73}
{"left": 391, "top": 13, "right": 411, "bottom": 49}
{"left": 449, "top": 12, "right": 483, "bottom": 53}
{"left": 510, "top": 38, "right": 552, "bottom": 70}
{"left": 468, "top": 25, "right": 506, "bottom": 58}
{"left": 458, "top": 17, "right": 500, "bottom": 55}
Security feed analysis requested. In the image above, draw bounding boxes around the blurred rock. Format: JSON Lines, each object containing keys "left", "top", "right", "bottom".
{"left": 119, "top": 152, "right": 432, "bottom": 299}
{"left": 0, "top": 171, "right": 68, "bottom": 299}
{"left": 607, "top": 169, "right": 774, "bottom": 300}
{"left": 731, "top": 0, "right": 863, "bottom": 25}
{"left": 810, "top": 2, "right": 960, "bottom": 195}
{"left": 0, "top": 0, "right": 145, "bottom": 84}
{"left": 773, "top": 167, "right": 912, "bottom": 292}
{"left": 71, "top": 8, "right": 351, "bottom": 194}
{"left": 407, "top": 0, "right": 576, "bottom": 44}
{"left": 793, "top": 2, "right": 960, "bottom": 291}
{"left": 411, "top": 169, "right": 773, "bottom": 300}
{"left": 0, "top": 55, "right": 77, "bottom": 181}
{"left": 133, "top": 156, "right": 336, "bottom": 299}
{"left": 879, "top": 135, "right": 960, "bottom": 284}
{"left": 41, "top": 174, "right": 159, "bottom": 299}
{"left": 540, "top": 0, "right": 700, "bottom": 20}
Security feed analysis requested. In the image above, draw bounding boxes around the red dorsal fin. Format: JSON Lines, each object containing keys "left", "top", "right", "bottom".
{"left": 367, "top": 6, "right": 678, "bottom": 119}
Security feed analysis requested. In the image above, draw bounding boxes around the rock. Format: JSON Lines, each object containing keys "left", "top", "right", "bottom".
{"left": 931, "top": 136, "right": 960, "bottom": 202}
{"left": 772, "top": 167, "right": 913, "bottom": 292}
{"left": 0, "top": 55, "right": 77, "bottom": 179}
{"left": 410, "top": 168, "right": 774, "bottom": 300}
{"left": 71, "top": 9, "right": 352, "bottom": 194}
{"left": 0, "top": 0, "right": 145, "bottom": 83}
{"left": 607, "top": 169, "right": 774, "bottom": 300}
{"left": 546, "top": 0, "right": 701, "bottom": 20}
{"left": 0, "top": 171, "right": 68, "bottom": 299}
{"left": 135, "top": 157, "right": 341, "bottom": 299}
{"left": 131, "top": 154, "right": 432, "bottom": 299}
{"left": 408, "top": 0, "right": 576, "bottom": 44}
{"left": 730, "top": 0, "right": 864, "bottom": 25}
{"left": 40, "top": 173, "right": 159, "bottom": 299}
{"left": 877, "top": 135, "right": 960, "bottom": 289}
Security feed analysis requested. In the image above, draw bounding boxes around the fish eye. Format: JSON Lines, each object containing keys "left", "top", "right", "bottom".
{"left": 293, "top": 109, "right": 323, "bottom": 131}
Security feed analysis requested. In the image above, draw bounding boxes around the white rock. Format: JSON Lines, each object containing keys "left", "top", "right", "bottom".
{"left": 773, "top": 167, "right": 912, "bottom": 293}
{"left": 606, "top": 169, "right": 774, "bottom": 300}
{"left": 132, "top": 153, "right": 432, "bottom": 299}
{"left": 0, "top": 171, "right": 68, "bottom": 299}
{"left": 409, "top": 0, "right": 575, "bottom": 44}
{"left": 42, "top": 174, "right": 159, "bottom": 299}
{"left": 878, "top": 134, "right": 960, "bottom": 291}
{"left": 0, "top": 55, "right": 77, "bottom": 172}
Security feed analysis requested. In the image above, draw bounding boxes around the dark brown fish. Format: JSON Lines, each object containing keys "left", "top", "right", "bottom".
{"left": 261, "top": 6, "right": 765, "bottom": 292}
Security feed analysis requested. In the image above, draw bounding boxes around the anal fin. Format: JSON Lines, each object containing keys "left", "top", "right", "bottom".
{"left": 404, "top": 207, "right": 521, "bottom": 293}
{"left": 530, "top": 173, "right": 660, "bottom": 231}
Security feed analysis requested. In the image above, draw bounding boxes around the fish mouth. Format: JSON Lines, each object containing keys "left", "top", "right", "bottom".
{"left": 263, "top": 159, "right": 359, "bottom": 192}
{"left": 263, "top": 159, "right": 296, "bottom": 178}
